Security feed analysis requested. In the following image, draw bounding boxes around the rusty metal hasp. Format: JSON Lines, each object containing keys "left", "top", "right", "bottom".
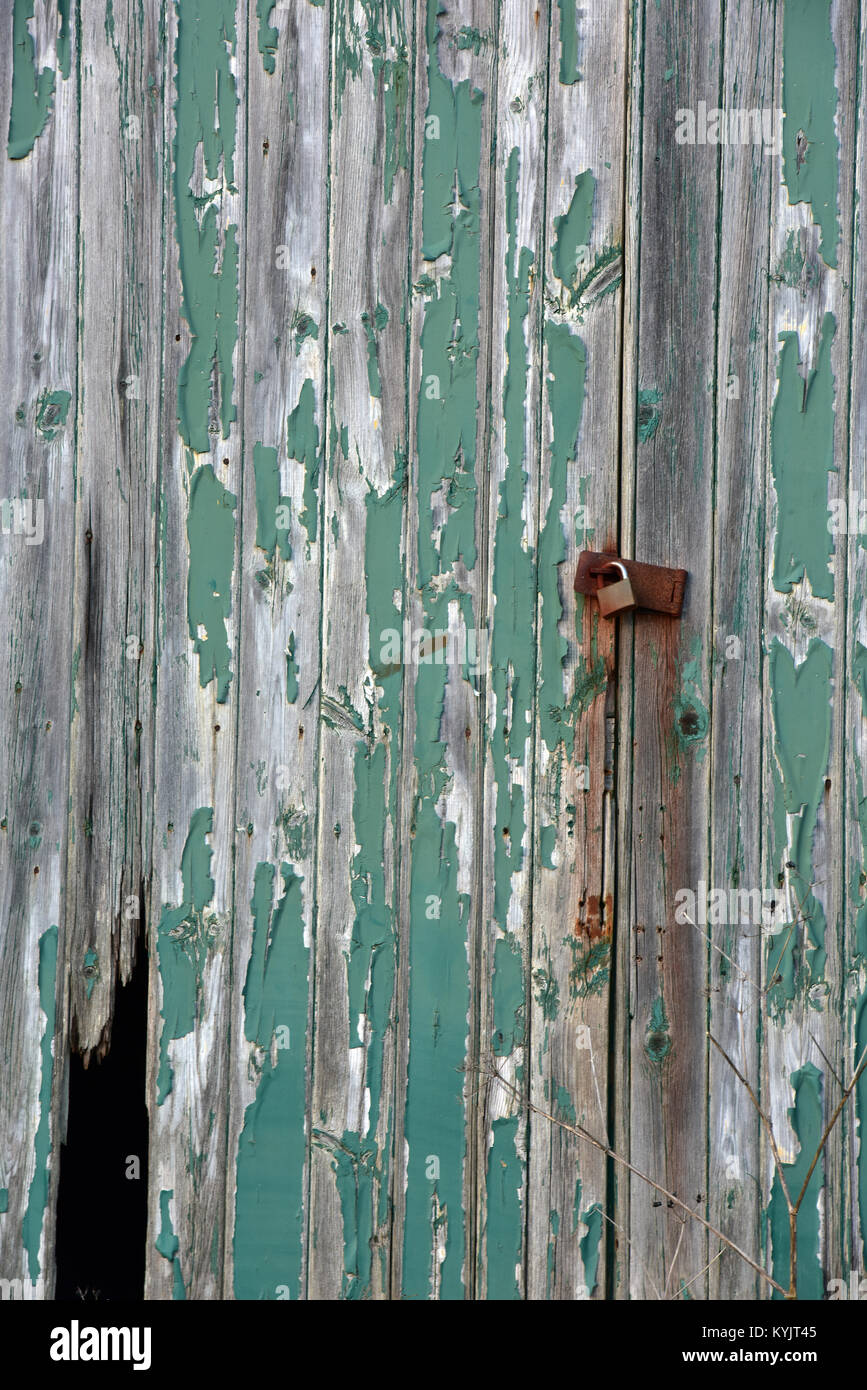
{"left": 575, "top": 551, "right": 687, "bottom": 618}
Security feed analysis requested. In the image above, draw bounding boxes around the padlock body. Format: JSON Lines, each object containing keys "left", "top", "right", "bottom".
{"left": 596, "top": 576, "right": 636, "bottom": 617}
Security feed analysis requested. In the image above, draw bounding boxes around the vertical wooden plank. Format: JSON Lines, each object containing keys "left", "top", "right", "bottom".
{"left": 393, "top": 0, "right": 497, "bottom": 1299}
{"left": 617, "top": 0, "right": 721, "bottom": 1298}
{"left": 223, "top": 0, "right": 329, "bottom": 1301}
{"left": 306, "top": 0, "right": 413, "bottom": 1301}
{"left": 65, "top": 0, "right": 164, "bottom": 1060}
{"left": 527, "top": 0, "right": 627, "bottom": 1301}
{"left": 475, "top": 0, "right": 547, "bottom": 1303}
{"left": 847, "top": 0, "right": 867, "bottom": 1288}
{"left": 761, "top": 0, "right": 855, "bottom": 1299}
{"left": 706, "top": 0, "right": 775, "bottom": 1299}
{"left": 145, "top": 0, "right": 247, "bottom": 1300}
{"left": 0, "top": 0, "right": 78, "bottom": 1297}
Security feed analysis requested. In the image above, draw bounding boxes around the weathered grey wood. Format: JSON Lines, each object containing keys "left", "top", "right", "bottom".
{"left": 144, "top": 0, "right": 248, "bottom": 1299}
{"left": 845, "top": 5, "right": 867, "bottom": 1282}
{"left": 706, "top": 0, "right": 775, "bottom": 1299}
{"left": 475, "top": 0, "right": 547, "bottom": 1303}
{"left": 617, "top": 0, "right": 721, "bottom": 1298}
{"left": 223, "top": 0, "right": 329, "bottom": 1301}
{"left": 307, "top": 0, "right": 412, "bottom": 1300}
{"left": 526, "top": 0, "right": 626, "bottom": 1302}
{"left": 0, "top": 0, "right": 78, "bottom": 1296}
{"left": 65, "top": 0, "right": 163, "bottom": 1061}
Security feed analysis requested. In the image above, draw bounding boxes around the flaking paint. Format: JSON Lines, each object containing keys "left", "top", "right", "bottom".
{"left": 781, "top": 0, "right": 839, "bottom": 268}
{"left": 21, "top": 924, "right": 57, "bottom": 1281}
{"left": 155, "top": 1189, "right": 186, "bottom": 1299}
{"left": 186, "top": 463, "right": 236, "bottom": 702}
{"left": 770, "top": 314, "right": 836, "bottom": 600}
{"left": 552, "top": 170, "right": 595, "bottom": 293}
{"left": 401, "top": 0, "right": 484, "bottom": 1299}
{"left": 233, "top": 863, "right": 309, "bottom": 1299}
{"left": 484, "top": 1116, "right": 522, "bottom": 1299}
{"left": 767, "top": 638, "right": 832, "bottom": 1009}
{"left": 173, "top": 0, "right": 240, "bottom": 451}
{"left": 156, "top": 808, "right": 215, "bottom": 1105}
{"left": 8, "top": 0, "right": 60, "bottom": 159}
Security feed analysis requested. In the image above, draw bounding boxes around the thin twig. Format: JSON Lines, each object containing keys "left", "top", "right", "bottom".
{"left": 670, "top": 1246, "right": 726, "bottom": 1301}
{"left": 809, "top": 1032, "right": 844, "bottom": 1093}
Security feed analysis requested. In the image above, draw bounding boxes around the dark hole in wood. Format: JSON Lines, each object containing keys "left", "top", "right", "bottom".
{"left": 55, "top": 931, "right": 148, "bottom": 1300}
{"left": 678, "top": 706, "right": 700, "bottom": 736}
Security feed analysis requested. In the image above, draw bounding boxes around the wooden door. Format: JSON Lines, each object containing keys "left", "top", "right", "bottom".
{"left": 0, "top": 0, "right": 864, "bottom": 1302}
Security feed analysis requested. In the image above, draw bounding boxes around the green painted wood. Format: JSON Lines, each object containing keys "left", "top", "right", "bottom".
{"left": 2, "top": 0, "right": 867, "bottom": 1301}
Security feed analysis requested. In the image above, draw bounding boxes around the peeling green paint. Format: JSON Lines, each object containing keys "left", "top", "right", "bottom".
{"left": 767, "top": 1063, "right": 823, "bottom": 1298}
{"left": 485, "top": 1116, "right": 522, "bottom": 1299}
{"left": 325, "top": 1131, "right": 379, "bottom": 1298}
{"left": 767, "top": 639, "right": 832, "bottom": 1010}
{"left": 155, "top": 1189, "right": 186, "bottom": 1299}
{"left": 491, "top": 935, "right": 525, "bottom": 1056}
{"left": 174, "top": 0, "right": 239, "bottom": 451}
{"left": 187, "top": 464, "right": 236, "bottom": 702}
{"left": 637, "top": 387, "right": 662, "bottom": 443}
{"left": 285, "top": 632, "right": 299, "bottom": 704}
{"left": 256, "top": 0, "right": 278, "bottom": 73}
{"left": 287, "top": 379, "right": 320, "bottom": 548}
{"left": 319, "top": 462, "right": 406, "bottom": 1300}
{"left": 0, "top": 1189, "right": 8, "bottom": 1214}
{"left": 8, "top": 0, "right": 58, "bottom": 159}
{"left": 552, "top": 170, "right": 594, "bottom": 291}
{"left": 156, "top": 808, "right": 215, "bottom": 1105}
{"left": 579, "top": 1202, "right": 603, "bottom": 1295}
{"left": 253, "top": 443, "right": 291, "bottom": 562}
{"left": 402, "top": 0, "right": 482, "bottom": 1298}
{"left": 346, "top": 741, "right": 395, "bottom": 1128}
{"left": 361, "top": 303, "right": 389, "bottom": 398}
{"left": 782, "top": 0, "right": 839, "bottom": 267}
{"left": 327, "top": 738, "right": 397, "bottom": 1300}
{"left": 556, "top": 0, "right": 581, "bottom": 84}
{"left": 35, "top": 389, "right": 71, "bottom": 442}
{"left": 57, "top": 0, "right": 71, "bottom": 80}
{"left": 771, "top": 314, "right": 836, "bottom": 600}
{"left": 233, "top": 862, "right": 309, "bottom": 1299}
{"left": 491, "top": 149, "right": 535, "bottom": 937}
{"left": 21, "top": 924, "right": 57, "bottom": 1282}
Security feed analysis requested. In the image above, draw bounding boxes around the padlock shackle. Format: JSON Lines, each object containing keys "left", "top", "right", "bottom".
{"left": 590, "top": 559, "right": 629, "bottom": 590}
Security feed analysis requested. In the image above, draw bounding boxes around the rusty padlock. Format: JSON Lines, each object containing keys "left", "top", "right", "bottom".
{"left": 593, "top": 559, "right": 636, "bottom": 618}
